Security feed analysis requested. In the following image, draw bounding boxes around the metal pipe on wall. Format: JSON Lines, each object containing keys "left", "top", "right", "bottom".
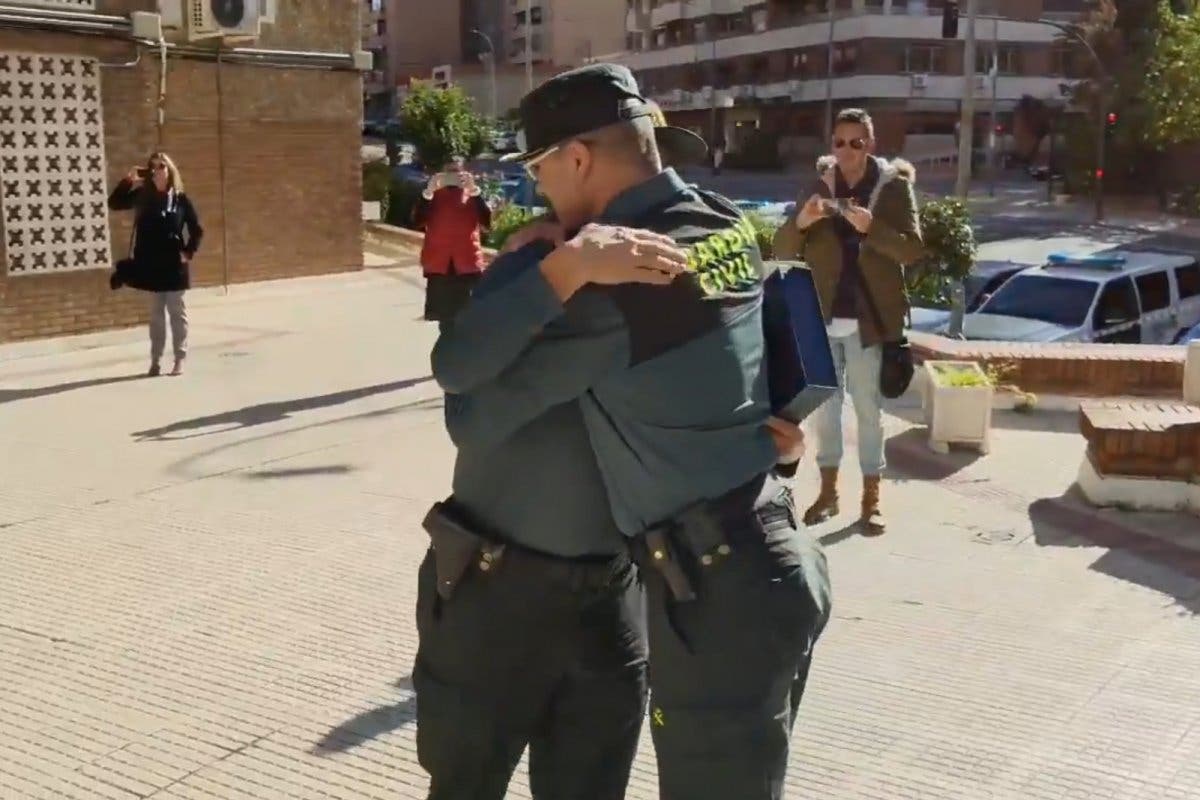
{"left": 215, "top": 47, "right": 231, "bottom": 294}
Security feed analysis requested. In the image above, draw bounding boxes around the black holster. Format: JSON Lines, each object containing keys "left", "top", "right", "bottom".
{"left": 421, "top": 501, "right": 506, "bottom": 600}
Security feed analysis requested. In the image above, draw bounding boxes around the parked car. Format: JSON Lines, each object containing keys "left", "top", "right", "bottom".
{"left": 962, "top": 250, "right": 1200, "bottom": 344}
{"left": 907, "top": 260, "right": 1026, "bottom": 334}
{"left": 1174, "top": 322, "right": 1200, "bottom": 345}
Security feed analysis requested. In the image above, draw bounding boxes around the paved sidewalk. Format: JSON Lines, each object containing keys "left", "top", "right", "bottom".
{"left": 2, "top": 268, "right": 1199, "bottom": 799}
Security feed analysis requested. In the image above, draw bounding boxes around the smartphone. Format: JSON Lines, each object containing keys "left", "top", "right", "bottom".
{"left": 136, "top": 167, "right": 150, "bottom": 179}
{"left": 821, "top": 198, "right": 850, "bottom": 215}
{"left": 438, "top": 171, "right": 462, "bottom": 188}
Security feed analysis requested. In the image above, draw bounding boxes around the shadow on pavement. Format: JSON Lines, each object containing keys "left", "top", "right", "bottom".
{"left": 884, "top": 427, "right": 981, "bottom": 481}
{"left": 163, "top": 395, "right": 444, "bottom": 481}
{"left": 313, "top": 676, "right": 416, "bottom": 755}
{"left": 0, "top": 374, "right": 145, "bottom": 405}
{"left": 1029, "top": 490, "right": 1200, "bottom": 615}
{"left": 818, "top": 523, "right": 860, "bottom": 548}
{"left": 243, "top": 464, "right": 356, "bottom": 480}
{"left": 888, "top": 403, "right": 1078, "bottom": 435}
{"left": 132, "top": 376, "right": 434, "bottom": 441}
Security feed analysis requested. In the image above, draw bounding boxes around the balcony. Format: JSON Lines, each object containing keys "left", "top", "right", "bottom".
{"left": 650, "top": 0, "right": 763, "bottom": 27}
{"left": 617, "top": 10, "right": 1062, "bottom": 70}
{"left": 649, "top": 73, "right": 1081, "bottom": 109}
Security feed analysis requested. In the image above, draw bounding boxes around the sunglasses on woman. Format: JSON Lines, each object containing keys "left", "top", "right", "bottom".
{"left": 832, "top": 138, "right": 867, "bottom": 151}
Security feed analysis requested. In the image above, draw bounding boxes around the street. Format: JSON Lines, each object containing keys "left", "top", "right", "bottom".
{"left": 2, "top": 265, "right": 1199, "bottom": 799}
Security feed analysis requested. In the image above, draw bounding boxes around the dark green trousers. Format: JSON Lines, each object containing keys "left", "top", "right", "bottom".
{"left": 643, "top": 482, "right": 832, "bottom": 800}
{"left": 414, "top": 548, "right": 648, "bottom": 800}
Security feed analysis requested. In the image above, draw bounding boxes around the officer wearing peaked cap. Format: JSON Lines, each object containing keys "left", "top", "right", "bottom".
{"left": 429, "top": 62, "right": 831, "bottom": 800}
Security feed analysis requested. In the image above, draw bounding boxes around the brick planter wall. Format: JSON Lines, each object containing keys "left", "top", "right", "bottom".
{"left": 1080, "top": 402, "right": 1200, "bottom": 481}
{"left": 909, "top": 333, "right": 1187, "bottom": 399}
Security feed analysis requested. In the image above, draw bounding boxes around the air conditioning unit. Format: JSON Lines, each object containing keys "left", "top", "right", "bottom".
{"left": 432, "top": 64, "right": 452, "bottom": 88}
{"left": 184, "top": 0, "right": 273, "bottom": 41}
{"left": 911, "top": 74, "right": 929, "bottom": 90}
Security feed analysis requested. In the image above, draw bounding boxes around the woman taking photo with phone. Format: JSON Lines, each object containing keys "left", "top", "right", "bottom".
{"left": 412, "top": 156, "right": 491, "bottom": 324}
{"left": 108, "top": 152, "right": 203, "bottom": 377}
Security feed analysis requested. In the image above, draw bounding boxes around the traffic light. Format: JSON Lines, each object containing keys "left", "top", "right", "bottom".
{"left": 1105, "top": 111, "right": 1118, "bottom": 141}
{"left": 942, "top": 0, "right": 959, "bottom": 38}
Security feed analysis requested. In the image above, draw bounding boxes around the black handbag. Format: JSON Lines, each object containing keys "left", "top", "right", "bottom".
{"left": 109, "top": 220, "right": 159, "bottom": 292}
{"left": 854, "top": 265, "right": 914, "bottom": 399}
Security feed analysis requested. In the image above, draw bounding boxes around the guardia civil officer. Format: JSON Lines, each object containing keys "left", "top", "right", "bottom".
{"left": 429, "top": 64, "right": 832, "bottom": 800}
{"left": 413, "top": 91, "right": 713, "bottom": 800}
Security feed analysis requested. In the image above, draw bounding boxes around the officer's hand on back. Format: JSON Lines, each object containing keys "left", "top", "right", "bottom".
{"left": 501, "top": 216, "right": 566, "bottom": 254}
{"left": 764, "top": 416, "right": 805, "bottom": 465}
{"left": 540, "top": 223, "right": 688, "bottom": 302}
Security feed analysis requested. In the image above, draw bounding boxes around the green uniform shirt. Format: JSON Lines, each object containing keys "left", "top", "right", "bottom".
{"left": 434, "top": 168, "right": 776, "bottom": 544}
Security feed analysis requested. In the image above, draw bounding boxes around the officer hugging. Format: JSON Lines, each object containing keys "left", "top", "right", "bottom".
{"left": 417, "top": 63, "right": 832, "bottom": 800}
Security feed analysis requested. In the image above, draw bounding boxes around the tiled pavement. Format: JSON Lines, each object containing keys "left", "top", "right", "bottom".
{"left": 2, "top": 266, "right": 1199, "bottom": 799}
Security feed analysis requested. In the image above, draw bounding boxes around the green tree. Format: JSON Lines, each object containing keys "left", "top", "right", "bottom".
{"left": 1144, "top": 2, "right": 1200, "bottom": 146}
{"left": 399, "top": 83, "right": 488, "bottom": 169}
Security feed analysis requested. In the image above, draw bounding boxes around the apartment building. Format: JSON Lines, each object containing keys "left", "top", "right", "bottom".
{"left": 363, "top": 0, "right": 391, "bottom": 118}
{"left": 383, "top": 0, "right": 624, "bottom": 117}
{"left": 609, "top": 0, "right": 1091, "bottom": 162}
{"left": 505, "top": 0, "right": 627, "bottom": 68}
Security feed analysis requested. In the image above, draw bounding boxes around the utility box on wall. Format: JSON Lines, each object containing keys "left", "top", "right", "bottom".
{"left": 157, "top": 0, "right": 277, "bottom": 41}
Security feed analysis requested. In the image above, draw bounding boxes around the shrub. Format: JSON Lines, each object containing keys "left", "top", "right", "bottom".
{"left": 906, "top": 198, "right": 977, "bottom": 309}
{"left": 362, "top": 159, "right": 392, "bottom": 220}
{"left": 484, "top": 203, "right": 537, "bottom": 250}
{"left": 743, "top": 212, "right": 779, "bottom": 260}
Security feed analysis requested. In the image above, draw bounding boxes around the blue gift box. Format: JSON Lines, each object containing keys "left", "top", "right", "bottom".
{"left": 762, "top": 261, "right": 838, "bottom": 424}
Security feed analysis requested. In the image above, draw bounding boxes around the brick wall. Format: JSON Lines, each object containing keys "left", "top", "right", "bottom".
{"left": 910, "top": 333, "right": 1188, "bottom": 399}
{"left": 1080, "top": 402, "right": 1200, "bottom": 481}
{"left": 0, "top": 2, "right": 363, "bottom": 343}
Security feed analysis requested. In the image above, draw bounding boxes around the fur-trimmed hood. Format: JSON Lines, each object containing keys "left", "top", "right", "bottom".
{"left": 815, "top": 155, "right": 916, "bottom": 210}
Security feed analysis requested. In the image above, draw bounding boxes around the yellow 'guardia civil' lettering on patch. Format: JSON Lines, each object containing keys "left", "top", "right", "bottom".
{"left": 684, "top": 216, "right": 762, "bottom": 297}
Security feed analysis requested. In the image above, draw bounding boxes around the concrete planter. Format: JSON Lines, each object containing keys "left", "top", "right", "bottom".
{"left": 922, "top": 360, "right": 994, "bottom": 455}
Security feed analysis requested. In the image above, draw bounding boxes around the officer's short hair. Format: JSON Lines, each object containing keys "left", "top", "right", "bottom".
{"left": 834, "top": 108, "right": 875, "bottom": 140}
{"left": 587, "top": 116, "right": 661, "bottom": 170}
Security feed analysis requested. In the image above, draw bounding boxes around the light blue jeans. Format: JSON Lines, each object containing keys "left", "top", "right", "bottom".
{"left": 814, "top": 327, "right": 886, "bottom": 476}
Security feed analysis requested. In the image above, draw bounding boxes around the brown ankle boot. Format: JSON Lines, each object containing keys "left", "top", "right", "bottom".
{"left": 861, "top": 475, "right": 886, "bottom": 536}
{"left": 803, "top": 467, "right": 840, "bottom": 525}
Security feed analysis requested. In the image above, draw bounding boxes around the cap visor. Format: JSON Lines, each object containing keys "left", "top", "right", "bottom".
{"left": 655, "top": 126, "right": 709, "bottom": 165}
{"left": 498, "top": 147, "right": 546, "bottom": 164}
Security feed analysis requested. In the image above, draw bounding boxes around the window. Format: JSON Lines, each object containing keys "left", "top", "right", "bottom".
{"left": 904, "top": 45, "right": 944, "bottom": 74}
{"left": 976, "top": 45, "right": 1019, "bottom": 75}
{"left": 694, "top": 21, "right": 706, "bottom": 41}
{"left": 752, "top": 9, "right": 768, "bottom": 32}
{"left": 1135, "top": 271, "right": 1171, "bottom": 312}
{"left": 978, "top": 276, "right": 1098, "bottom": 328}
{"left": 1094, "top": 277, "right": 1140, "bottom": 331}
{"left": 530, "top": 7, "right": 543, "bottom": 24}
{"left": 0, "top": 52, "right": 112, "bottom": 276}
{"left": 514, "top": 10, "right": 525, "bottom": 25}
{"left": 834, "top": 44, "right": 858, "bottom": 75}
{"left": 1050, "top": 46, "right": 1074, "bottom": 77}
{"left": 1176, "top": 262, "right": 1200, "bottom": 299}
{"left": 376, "top": 19, "right": 386, "bottom": 35}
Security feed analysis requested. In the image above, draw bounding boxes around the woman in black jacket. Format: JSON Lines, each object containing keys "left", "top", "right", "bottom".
{"left": 108, "top": 152, "right": 203, "bottom": 377}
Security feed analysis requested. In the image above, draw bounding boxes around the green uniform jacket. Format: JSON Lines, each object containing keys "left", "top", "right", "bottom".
{"left": 772, "top": 157, "right": 925, "bottom": 346}
{"left": 434, "top": 169, "right": 778, "bottom": 542}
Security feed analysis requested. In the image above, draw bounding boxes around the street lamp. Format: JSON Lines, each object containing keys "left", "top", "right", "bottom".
{"left": 470, "top": 28, "right": 498, "bottom": 121}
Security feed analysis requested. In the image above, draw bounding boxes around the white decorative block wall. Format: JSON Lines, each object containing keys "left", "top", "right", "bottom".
{"left": 0, "top": 52, "right": 112, "bottom": 276}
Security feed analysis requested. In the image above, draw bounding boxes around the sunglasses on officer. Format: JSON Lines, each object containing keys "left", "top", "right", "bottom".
{"left": 523, "top": 136, "right": 597, "bottom": 181}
